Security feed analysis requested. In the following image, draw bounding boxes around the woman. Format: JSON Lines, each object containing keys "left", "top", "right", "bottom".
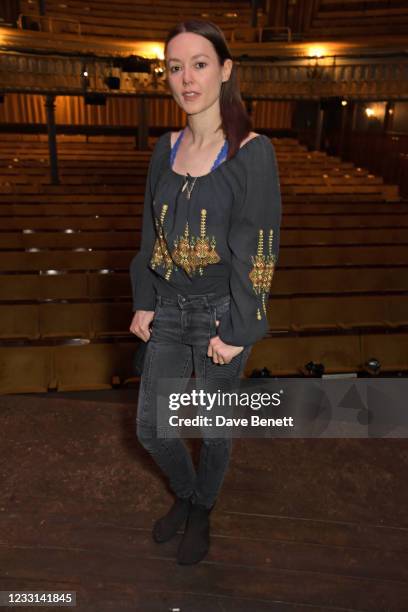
{"left": 129, "top": 19, "right": 281, "bottom": 565}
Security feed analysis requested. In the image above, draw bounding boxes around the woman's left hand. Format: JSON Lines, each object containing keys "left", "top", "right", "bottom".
{"left": 208, "top": 320, "right": 244, "bottom": 364}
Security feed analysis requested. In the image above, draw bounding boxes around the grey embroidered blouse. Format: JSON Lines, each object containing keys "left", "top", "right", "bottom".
{"left": 129, "top": 129, "right": 282, "bottom": 347}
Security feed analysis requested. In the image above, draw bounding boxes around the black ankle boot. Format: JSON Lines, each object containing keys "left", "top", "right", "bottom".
{"left": 152, "top": 495, "right": 191, "bottom": 543}
{"left": 177, "top": 501, "right": 212, "bottom": 565}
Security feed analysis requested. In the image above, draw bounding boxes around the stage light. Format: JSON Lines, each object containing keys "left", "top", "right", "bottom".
{"left": 80, "top": 65, "right": 90, "bottom": 88}
{"left": 308, "top": 46, "right": 326, "bottom": 58}
{"left": 364, "top": 358, "right": 381, "bottom": 376}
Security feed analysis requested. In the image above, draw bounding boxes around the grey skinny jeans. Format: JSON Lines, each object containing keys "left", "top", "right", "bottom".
{"left": 136, "top": 292, "right": 253, "bottom": 509}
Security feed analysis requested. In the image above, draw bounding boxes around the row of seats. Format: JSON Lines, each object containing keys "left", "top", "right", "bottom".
{"left": 0, "top": 210, "right": 408, "bottom": 230}
{"left": 3, "top": 227, "right": 408, "bottom": 246}
{"left": 306, "top": 0, "right": 408, "bottom": 37}
{"left": 0, "top": 133, "right": 407, "bottom": 391}
{"left": 20, "top": 0, "right": 253, "bottom": 40}
{"left": 17, "top": 0, "right": 408, "bottom": 41}
{"left": 1, "top": 293, "right": 408, "bottom": 340}
{"left": 0, "top": 185, "right": 390, "bottom": 198}
{"left": 1, "top": 266, "right": 408, "bottom": 302}
{"left": 0, "top": 137, "right": 395, "bottom": 199}
{"left": 0, "top": 177, "right": 387, "bottom": 190}
{"left": 2, "top": 330, "right": 408, "bottom": 392}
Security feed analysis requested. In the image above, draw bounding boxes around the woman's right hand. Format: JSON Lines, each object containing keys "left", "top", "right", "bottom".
{"left": 129, "top": 310, "right": 155, "bottom": 342}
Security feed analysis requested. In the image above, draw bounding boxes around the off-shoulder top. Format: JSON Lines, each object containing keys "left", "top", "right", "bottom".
{"left": 129, "top": 128, "right": 282, "bottom": 346}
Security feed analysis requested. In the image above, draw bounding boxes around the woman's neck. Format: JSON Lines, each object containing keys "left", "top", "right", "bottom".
{"left": 185, "top": 121, "right": 224, "bottom": 150}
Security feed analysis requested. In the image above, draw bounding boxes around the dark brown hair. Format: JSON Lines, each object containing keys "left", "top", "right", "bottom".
{"left": 164, "top": 19, "right": 253, "bottom": 161}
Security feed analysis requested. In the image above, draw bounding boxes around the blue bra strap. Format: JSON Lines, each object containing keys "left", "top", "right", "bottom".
{"left": 211, "top": 139, "right": 229, "bottom": 170}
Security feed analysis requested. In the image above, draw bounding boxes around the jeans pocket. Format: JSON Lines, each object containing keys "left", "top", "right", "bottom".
{"left": 214, "top": 297, "right": 231, "bottom": 327}
{"left": 209, "top": 305, "right": 217, "bottom": 337}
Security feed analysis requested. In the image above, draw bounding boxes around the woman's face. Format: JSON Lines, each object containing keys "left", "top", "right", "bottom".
{"left": 165, "top": 32, "right": 232, "bottom": 116}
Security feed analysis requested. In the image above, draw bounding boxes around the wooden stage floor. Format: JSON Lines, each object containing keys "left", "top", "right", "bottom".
{"left": 0, "top": 389, "right": 407, "bottom": 611}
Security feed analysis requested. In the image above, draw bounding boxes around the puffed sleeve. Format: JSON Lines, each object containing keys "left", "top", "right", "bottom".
{"left": 129, "top": 135, "right": 165, "bottom": 311}
{"left": 217, "top": 136, "right": 282, "bottom": 346}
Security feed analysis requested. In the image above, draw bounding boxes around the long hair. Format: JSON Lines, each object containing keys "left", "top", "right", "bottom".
{"left": 164, "top": 19, "right": 253, "bottom": 161}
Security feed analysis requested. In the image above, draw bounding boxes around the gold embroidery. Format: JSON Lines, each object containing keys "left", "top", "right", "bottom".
{"left": 150, "top": 205, "right": 221, "bottom": 279}
{"left": 171, "top": 208, "right": 220, "bottom": 276}
{"left": 249, "top": 228, "right": 276, "bottom": 320}
{"left": 172, "top": 221, "right": 196, "bottom": 275}
{"left": 262, "top": 292, "right": 267, "bottom": 315}
{"left": 150, "top": 204, "right": 174, "bottom": 280}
